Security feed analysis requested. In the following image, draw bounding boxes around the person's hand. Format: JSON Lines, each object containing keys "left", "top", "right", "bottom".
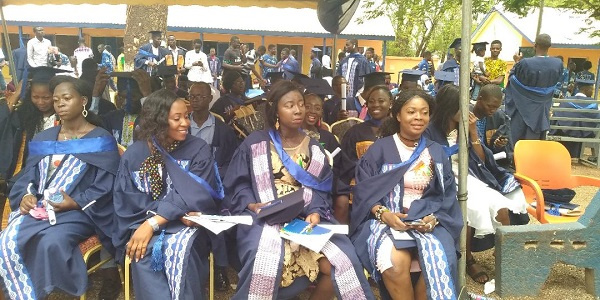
{"left": 305, "top": 213, "right": 320, "bottom": 227}
{"left": 93, "top": 67, "right": 110, "bottom": 97}
{"left": 147, "top": 61, "right": 156, "bottom": 67}
{"left": 126, "top": 221, "right": 154, "bottom": 262}
{"left": 468, "top": 112, "right": 479, "bottom": 138}
{"left": 411, "top": 215, "right": 438, "bottom": 233}
{"left": 131, "top": 69, "right": 153, "bottom": 97}
{"left": 513, "top": 53, "right": 523, "bottom": 63}
{"left": 180, "top": 212, "right": 201, "bottom": 227}
{"left": 493, "top": 136, "right": 508, "bottom": 148}
{"left": 7, "top": 80, "right": 23, "bottom": 111}
{"left": 19, "top": 194, "right": 37, "bottom": 215}
{"left": 381, "top": 212, "right": 411, "bottom": 232}
{"left": 258, "top": 79, "right": 266, "bottom": 88}
{"left": 47, "top": 190, "right": 80, "bottom": 212}
{"left": 276, "top": 62, "right": 282, "bottom": 67}
{"left": 248, "top": 202, "right": 269, "bottom": 214}
{"left": 338, "top": 110, "right": 349, "bottom": 120}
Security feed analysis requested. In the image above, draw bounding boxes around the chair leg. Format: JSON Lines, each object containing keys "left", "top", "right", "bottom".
{"left": 209, "top": 252, "right": 214, "bottom": 300}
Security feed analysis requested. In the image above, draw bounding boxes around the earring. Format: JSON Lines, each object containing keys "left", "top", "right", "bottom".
{"left": 82, "top": 104, "right": 88, "bottom": 118}
{"left": 275, "top": 117, "right": 280, "bottom": 130}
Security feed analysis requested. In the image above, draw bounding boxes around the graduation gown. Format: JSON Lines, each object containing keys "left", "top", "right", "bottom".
{"left": 210, "top": 93, "right": 244, "bottom": 124}
{"left": 0, "top": 126, "right": 119, "bottom": 299}
{"left": 336, "top": 53, "right": 371, "bottom": 98}
{"left": 212, "top": 117, "right": 240, "bottom": 177}
{"left": 548, "top": 95, "right": 600, "bottom": 157}
{"left": 112, "top": 135, "right": 220, "bottom": 300}
{"left": 134, "top": 43, "right": 170, "bottom": 75}
{"left": 323, "top": 96, "right": 341, "bottom": 125}
{"left": 101, "top": 109, "right": 138, "bottom": 148}
{"left": 504, "top": 56, "right": 563, "bottom": 143}
{"left": 350, "top": 136, "right": 462, "bottom": 299}
{"left": 0, "top": 101, "right": 25, "bottom": 179}
{"left": 222, "top": 130, "right": 374, "bottom": 300}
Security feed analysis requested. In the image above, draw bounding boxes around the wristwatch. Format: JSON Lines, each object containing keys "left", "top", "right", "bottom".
{"left": 147, "top": 217, "right": 160, "bottom": 232}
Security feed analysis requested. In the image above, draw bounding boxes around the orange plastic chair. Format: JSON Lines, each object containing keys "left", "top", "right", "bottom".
{"left": 513, "top": 140, "right": 600, "bottom": 224}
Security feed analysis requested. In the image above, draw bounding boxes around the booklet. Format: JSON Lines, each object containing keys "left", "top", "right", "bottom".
{"left": 183, "top": 215, "right": 253, "bottom": 235}
{"left": 280, "top": 219, "right": 334, "bottom": 253}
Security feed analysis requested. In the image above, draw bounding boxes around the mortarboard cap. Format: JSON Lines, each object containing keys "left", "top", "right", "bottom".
{"left": 449, "top": 38, "right": 461, "bottom": 49}
{"left": 575, "top": 78, "right": 595, "bottom": 87}
{"left": 472, "top": 41, "right": 489, "bottom": 52}
{"left": 360, "top": 72, "right": 392, "bottom": 89}
{"left": 265, "top": 71, "right": 284, "bottom": 79}
{"left": 156, "top": 65, "right": 178, "bottom": 79}
{"left": 148, "top": 30, "right": 163, "bottom": 35}
{"left": 257, "top": 188, "right": 305, "bottom": 225}
{"left": 290, "top": 71, "right": 310, "bottom": 82}
{"left": 400, "top": 69, "right": 425, "bottom": 83}
{"left": 434, "top": 71, "right": 456, "bottom": 82}
{"left": 300, "top": 78, "right": 335, "bottom": 96}
{"left": 311, "top": 48, "right": 322, "bottom": 52}
{"left": 112, "top": 72, "right": 140, "bottom": 91}
{"left": 29, "top": 66, "right": 72, "bottom": 84}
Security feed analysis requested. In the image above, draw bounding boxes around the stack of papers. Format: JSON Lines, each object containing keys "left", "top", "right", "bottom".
{"left": 280, "top": 219, "right": 336, "bottom": 253}
{"left": 183, "top": 215, "right": 253, "bottom": 235}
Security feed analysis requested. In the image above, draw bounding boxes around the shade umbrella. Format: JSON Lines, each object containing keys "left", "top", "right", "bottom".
{"left": 317, "top": 0, "right": 360, "bottom": 74}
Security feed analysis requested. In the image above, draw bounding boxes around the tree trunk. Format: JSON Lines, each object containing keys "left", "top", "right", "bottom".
{"left": 123, "top": 5, "right": 168, "bottom": 71}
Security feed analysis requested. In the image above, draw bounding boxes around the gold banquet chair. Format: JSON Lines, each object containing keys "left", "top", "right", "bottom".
{"left": 331, "top": 117, "right": 364, "bottom": 142}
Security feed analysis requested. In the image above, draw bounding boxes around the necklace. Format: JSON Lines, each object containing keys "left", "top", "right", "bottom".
{"left": 61, "top": 122, "right": 90, "bottom": 141}
{"left": 398, "top": 133, "right": 419, "bottom": 147}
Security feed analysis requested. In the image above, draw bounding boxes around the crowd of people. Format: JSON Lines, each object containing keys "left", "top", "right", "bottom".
{"left": 0, "top": 26, "right": 597, "bottom": 300}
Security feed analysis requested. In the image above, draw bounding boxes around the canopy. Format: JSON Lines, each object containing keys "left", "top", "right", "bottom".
{"left": 1, "top": 0, "right": 318, "bottom": 8}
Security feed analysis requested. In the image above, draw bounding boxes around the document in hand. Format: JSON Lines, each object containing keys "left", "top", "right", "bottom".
{"left": 183, "top": 215, "right": 253, "bottom": 235}
{"left": 280, "top": 219, "right": 334, "bottom": 253}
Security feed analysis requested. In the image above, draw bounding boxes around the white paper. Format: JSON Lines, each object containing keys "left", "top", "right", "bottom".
{"left": 183, "top": 215, "right": 253, "bottom": 235}
{"left": 280, "top": 224, "right": 334, "bottom": 253}
{"left": 390, "top": 229, "right": 415, "bottom": 241}
{"left": 340, "top": 83, "right": 347, "bottom": 99}
{"left": 318, "top": 224, "right": 349, "bottom": 235}
{"left": 493, "top": 151, "right": 507, "bottom": 161}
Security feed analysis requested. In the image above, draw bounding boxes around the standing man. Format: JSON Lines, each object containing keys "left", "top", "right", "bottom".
{"left": 365, "top": 47, "right": 378, "bottom": 73}
{"left": 185, "top": 39, "right": 212, "bottom": 83}
{"left": 134, "top": 30, "right": 169, "bottom": 76}
{"left": 288, "top": 49, "right": 300, "bottom": 73}
{"left": 73, "top": 37, "right": 94, "bottom": 78}
{"left": 438, "top": 38, "right": 461, "bottom": 87}
{"left": 309, "top": 48, "right": 322, "bottom": 79}
{"left": 222, "top": 36, "right": 243, "bottom": 77}
{"left": 504, "top": 34, "right": 563, "bottom": 145}
{"left": 483, "top": 40, "right": 507, "bottom": 88}
{"left": 259, "top": 44, "right": 279, "bottom": 80}
{"left": 99, "top": 45, "right": 117, "bottom": 90}
{"left": 27, "top": 27, "right": 51, "bottom": 68}
{"left": 165, "top": 35, "right": 186, "bottom": 74}
{"left": 336, "top": 38, "right": 370, "bottom": 101}
{"left": 207, "top": 48, "right": 221, "bottom": 89}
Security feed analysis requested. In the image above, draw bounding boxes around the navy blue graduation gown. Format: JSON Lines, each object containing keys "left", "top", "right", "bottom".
{"left": 504, "top": 56, "right": 563, "bottom": 143}
{"left": 212, "top": 118, "right": 240, "bottom": 177}
{"left": 101, "top": 109, "right": 138, "bottom": 147}
{"left": 549, "top": 96, "right": 600, "bottom": 157}
{"left": 112, "top": 135, "right": 219, "bottom": 300}
{"left": 339, "top": 121, "right": 378, "bottom": 195}
{"left": 222, "top": 130, "right": 374, "bottom": 300}
{"left": 0, "top": 101, "right": 25, "bottom": 180}
{"left": 336, "top": 53, "right": 371, "bottom": 99}
{"left": 350, "top": 136, "right": 462, "bottom": 295}
{"left": 0, "top": 126, "right": 119, "bottom": 299}
{"left": 134, "top": 43, "right": 170, "bottom": 75}
{"left": 323, "top": 96, "right": 341, "bottom": 125}
{"left": 210, "top": 94, "right": 245, "bottom": 124}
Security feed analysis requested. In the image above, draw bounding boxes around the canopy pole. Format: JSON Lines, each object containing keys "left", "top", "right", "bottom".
{"left": 0, "top": 1, "right": 17, "bottom": 84}
{"left": 382, "top": 40, "right": 387, "bottom": 71}
{"left": 536, "top": 0, "right": 544, "bottom": 37}
{"left": 332, "top": 34, "right": 337, "bottom": 75}
{"left": 458, "top": 0, "right": 473, "bottom": 294}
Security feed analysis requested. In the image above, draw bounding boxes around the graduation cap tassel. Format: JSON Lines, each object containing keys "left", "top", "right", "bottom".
{"left": 151, "top": 230, "right": 166, "bottom": 272}
{"left": 125, "top": 79, "right": 132, "bottom": 113}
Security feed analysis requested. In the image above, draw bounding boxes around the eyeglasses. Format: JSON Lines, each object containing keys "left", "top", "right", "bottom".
{"left": 188, "top": 95, "right": 211, "bottom": 101}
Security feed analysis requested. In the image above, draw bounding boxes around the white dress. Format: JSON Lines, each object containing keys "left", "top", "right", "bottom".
{"left": 447, "top": 130, "right": 528, "bottom": 238}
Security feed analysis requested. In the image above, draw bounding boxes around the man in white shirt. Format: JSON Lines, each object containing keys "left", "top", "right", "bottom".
{"left": 185, "top": 39, "right": 212, "bottom": 83}
{"left": 27, "top": 27, "right": 51, "bottom": 68}
{"left": 72, "top": 37, "right": 93, "bottom": 77}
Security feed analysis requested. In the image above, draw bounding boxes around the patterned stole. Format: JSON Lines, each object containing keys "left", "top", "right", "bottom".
{"left": 410, "top": 231, "right": 456, "bottom": 300}
{"left": 247, "top": 141, "right": 366, "bottom": 300}
{"left": 0, "top": 155, "right": 87, "bottom": 300}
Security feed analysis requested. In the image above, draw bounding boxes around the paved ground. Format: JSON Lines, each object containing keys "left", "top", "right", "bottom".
{"left": 51, "top": 162, "right": 600, "bottom": 300}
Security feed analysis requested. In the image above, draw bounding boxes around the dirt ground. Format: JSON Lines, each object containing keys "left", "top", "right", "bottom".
{"left": 51, "top": 163, "right": 600, "bottom": 300}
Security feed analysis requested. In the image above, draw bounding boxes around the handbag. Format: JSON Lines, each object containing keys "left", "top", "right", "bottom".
{"left": 232, "top": 102, "right": 267, "bottom": 138}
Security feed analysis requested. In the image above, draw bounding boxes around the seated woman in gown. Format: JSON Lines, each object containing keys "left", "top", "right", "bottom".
{"left": 112, "top": 89, "right": 223, "bottom": 299}
{"left": 0, "top": 76, "right": 120, "bottom": 299}
{"left": 223, "top": 80, "right": 374, "bottom": 300}
{"left": 351, "top": 90, "right": 463, "bottom": 300}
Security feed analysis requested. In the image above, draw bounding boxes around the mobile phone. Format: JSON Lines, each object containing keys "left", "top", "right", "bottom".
{"left": 405, "top": 219, "right": 425, "bottom": 226}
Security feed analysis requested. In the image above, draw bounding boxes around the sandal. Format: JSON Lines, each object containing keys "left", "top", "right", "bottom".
{"left": 466, "top": 258, "right": 489, "bottom": 284}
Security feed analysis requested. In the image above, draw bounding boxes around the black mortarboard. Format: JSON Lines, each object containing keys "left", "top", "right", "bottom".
{"left": 434, "top": 71, "right": 456, "bottom": 82}
{"left": 29, "top": 67, "right": 71, "bottom": 84}
{"left": 472, "top": 41, "right": 489, "bottom": 52}
{"left": 290, "top": 71, "right": 309, "bottom": 81}
{"left": 257, "top": 188, "right": 305, "bottom": 225}
{"left": 400, "top": 69, "right": 425, "bottom": 83}
{"left": 360, "top": 72, "right": 392, "bottom": 89}
{"left": 449, "top": 38, "right": 461, "bottom": 49}
{"left": 300, "top": 78, "right": 335, "bottom": 96}
{"left": 576, "top": 78, "right": 595, "bottom": 87}
{"left": 112, "top": 72, "right": 140, "bottom": 91}
{"left": 157, "top": 65, "right": 178, "bottom": 79}
{"left": 148, "top": 30, "right": 163, "bottom": 35}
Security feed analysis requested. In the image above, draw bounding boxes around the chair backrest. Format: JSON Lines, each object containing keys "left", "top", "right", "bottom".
{"left": 514, "top": 140, "right": 574, "bottom": 189}
{"left": 331, "top": 117, "right": 364, "bottom": 142}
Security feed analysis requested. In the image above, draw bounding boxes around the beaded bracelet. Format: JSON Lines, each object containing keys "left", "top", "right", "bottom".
{"left": 375, "top": 206, "right": 390, "bottom": 223}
